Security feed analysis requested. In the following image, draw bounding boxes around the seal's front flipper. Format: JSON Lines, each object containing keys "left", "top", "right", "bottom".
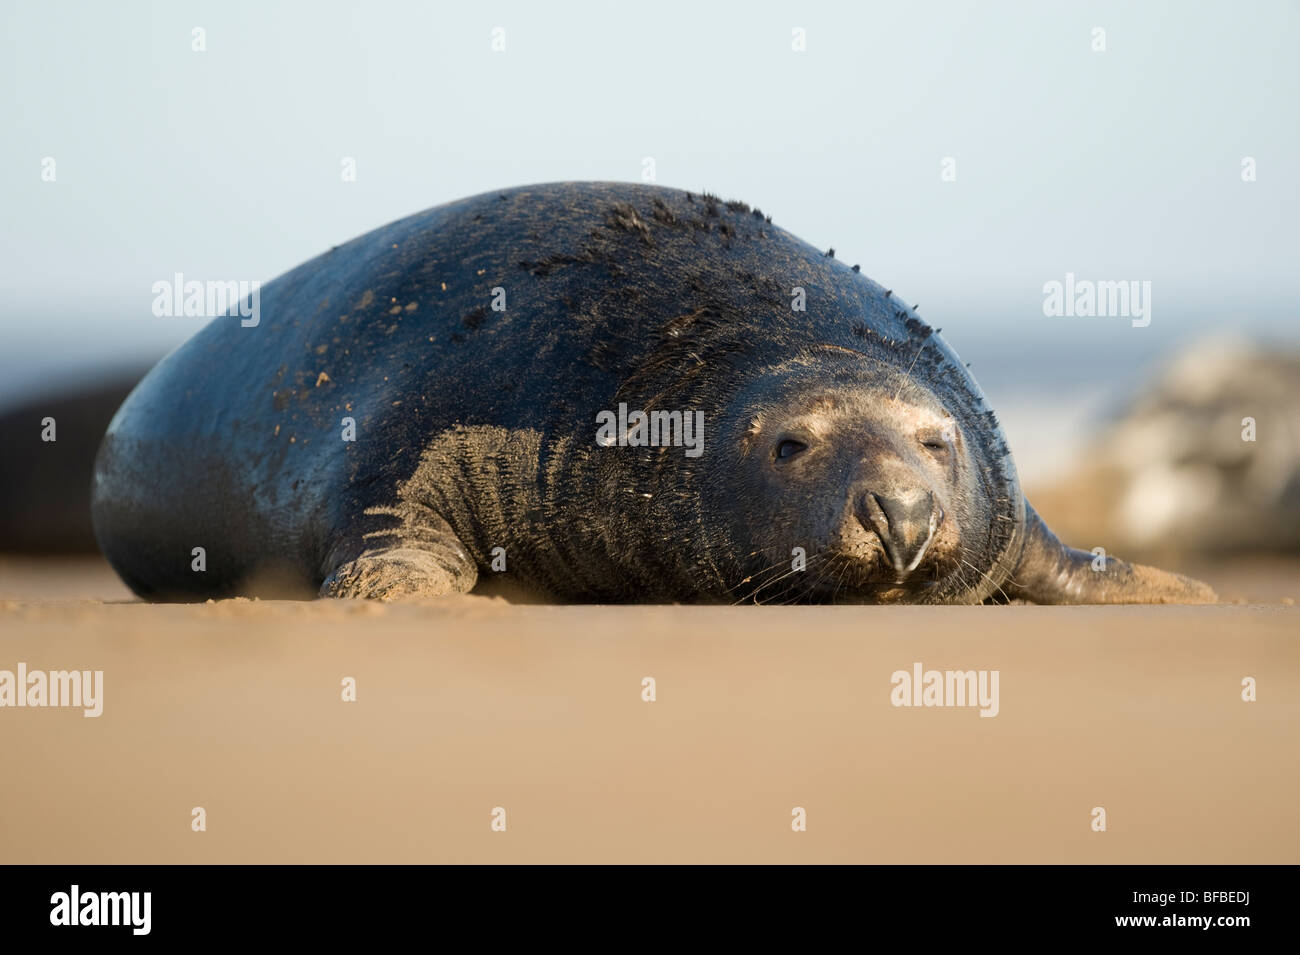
{"left": 321, "top": 507, "right": 477, "bottom": 600}
{"left": 1005, "top": 503, "right": 1217, "bottom": 605}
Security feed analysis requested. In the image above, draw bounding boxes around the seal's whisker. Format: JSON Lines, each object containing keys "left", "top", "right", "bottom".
{"left": 891, "top": 335, "right": 930, "bottom": 402}
{"left": 723, "top": 543, "right": 821, "bottom": 596}
{"left": 956, "top": 555, "right": 1013, "bottom": 604}
{"left": 743, "top": 552, "right": 831, "bottom": 605}
{"left": 740, "top": 558, "right": 829, "bottom": 606}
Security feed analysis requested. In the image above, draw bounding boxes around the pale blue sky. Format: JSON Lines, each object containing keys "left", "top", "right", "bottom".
{"left": 1, "top": 0, "right": 1296, "bottom": 406}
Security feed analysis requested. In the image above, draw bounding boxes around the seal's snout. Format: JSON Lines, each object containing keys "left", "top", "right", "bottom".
{"left": 856, "top": 489, "right": 942, "bottom": 576}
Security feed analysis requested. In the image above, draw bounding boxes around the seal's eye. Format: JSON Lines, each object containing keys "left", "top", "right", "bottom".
{"left": 775, "top": 438, "right": 808, "bottom": 461}
{"left": 919, "top": 433, "right": 952, "bottom": 458}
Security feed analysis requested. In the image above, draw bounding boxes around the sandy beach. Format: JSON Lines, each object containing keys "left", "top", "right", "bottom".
{"left": 1, "top": 556, "right": 1295, "bottom": 864}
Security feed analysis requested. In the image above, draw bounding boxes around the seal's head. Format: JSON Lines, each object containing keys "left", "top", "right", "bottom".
{"left": 581, "top": 184, "right": 1211, "bottom": 605}
{"left": 702, "top": 354, "right": 1015, "bottom": 604}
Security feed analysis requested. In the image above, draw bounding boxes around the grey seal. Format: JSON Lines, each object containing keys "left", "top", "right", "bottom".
{"left": 91, "top": 182, "right": 1216, "bottom": 604}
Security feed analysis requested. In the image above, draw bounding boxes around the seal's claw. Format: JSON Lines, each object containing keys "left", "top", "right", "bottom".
{"left": 322, "top": 546, "right": 475, "bottom": 601}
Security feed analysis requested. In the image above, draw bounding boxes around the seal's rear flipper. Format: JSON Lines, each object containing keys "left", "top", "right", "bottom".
{"left": 1005, "top": 503, "right": 1217, "bottom": 605}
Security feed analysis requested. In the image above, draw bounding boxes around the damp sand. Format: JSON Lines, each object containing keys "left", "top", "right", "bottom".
{"left": 0, "top": 555, "right": 1296, "bottom": 863}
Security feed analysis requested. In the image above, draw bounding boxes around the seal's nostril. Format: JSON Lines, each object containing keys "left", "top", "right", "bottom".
{"left": 870, "top": 492, "right": 888, "bottom": 527}
{"left": 860, "top": 490, "right": 937, "bottom": 575}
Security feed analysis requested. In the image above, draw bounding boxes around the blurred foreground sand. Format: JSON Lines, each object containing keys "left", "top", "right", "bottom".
{"left": 0, "top": 556, "right": 1296, "bottom": 863}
